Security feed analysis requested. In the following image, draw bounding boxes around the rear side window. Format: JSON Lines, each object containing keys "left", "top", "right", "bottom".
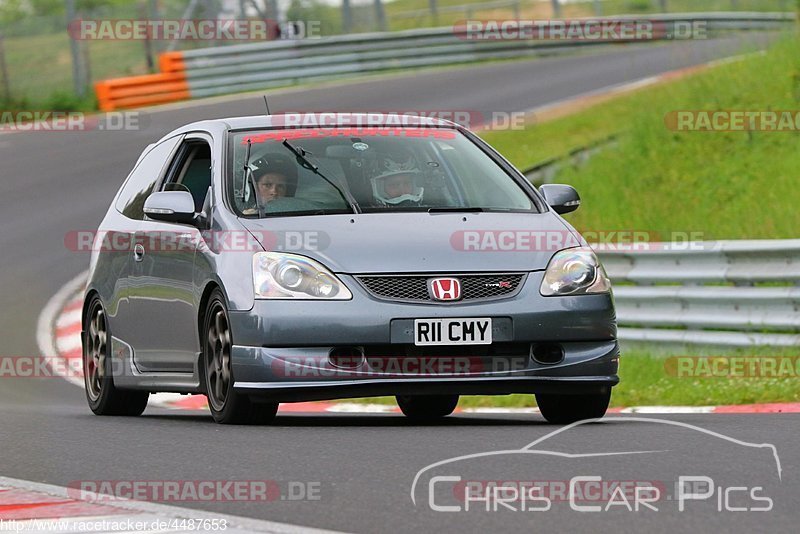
{"left": 115, "top": 136, "right": 182, "bottom": 220}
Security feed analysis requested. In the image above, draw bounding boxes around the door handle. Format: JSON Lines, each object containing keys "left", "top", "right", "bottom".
{"left": 134, "top": 244, "right": 145, "bottom": 262}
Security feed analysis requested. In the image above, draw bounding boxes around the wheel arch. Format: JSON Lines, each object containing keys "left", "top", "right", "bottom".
{"left": 196, "top": 279, "right": 232, "bottom": 349}
{"left": 82, "top": 289, "right": 101, "bottom": 333}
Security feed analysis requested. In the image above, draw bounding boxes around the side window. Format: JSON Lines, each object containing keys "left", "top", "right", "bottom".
{"left": 116, "top": 137, "right": 182, "bottom": 220}
{"left": 161, "top": 140, "right": 212, "bottom": 213}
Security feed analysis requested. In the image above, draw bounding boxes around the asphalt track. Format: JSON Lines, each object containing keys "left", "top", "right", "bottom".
{"left": 1, "top": 33, "right": 797, "bottom": 532}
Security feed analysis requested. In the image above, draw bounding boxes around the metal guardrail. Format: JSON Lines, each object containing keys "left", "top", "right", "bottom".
{"left": 95, "top": 11, "right": 795, "bottom": 110}
{"left": 596, "top": 241, "right": 800, "bottom": 347}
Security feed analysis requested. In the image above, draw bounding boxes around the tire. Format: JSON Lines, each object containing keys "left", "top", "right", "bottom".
{"left": 83, "top": 297, "right": 149, "bottom": 416}
{"left": 535, "top": 391, "right": 611, "bottom": 424}
{"left": 203, "top": 289, "right": 278, "bottom": 425}
{"left": 396, "top": 395, "right": 459, "bottom": 421}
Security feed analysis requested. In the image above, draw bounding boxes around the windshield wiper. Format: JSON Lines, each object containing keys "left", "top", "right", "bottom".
{"left": 241, "top": 139, "right": 264, "bottom": 218}
{"left": 258, "top": 208, "right": 353, "bottom": 218}
{"left": 280, "top": 139, "right": 360, "bottom": 214}
{"left": 427, "top": 207, "right": 485, "bottom": 213}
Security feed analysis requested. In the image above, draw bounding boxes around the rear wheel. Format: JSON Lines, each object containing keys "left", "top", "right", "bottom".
{"left": 396, "top": 395, "right": 459, "bottom": 421}
{"left": 535, "top": 391, "right": 611, "bottom": 424}
{"left": 83, "top": 297, "right": 149, "bottom": 416}
{"left": 203, "top": 290, "right": 278, "bottom": 425}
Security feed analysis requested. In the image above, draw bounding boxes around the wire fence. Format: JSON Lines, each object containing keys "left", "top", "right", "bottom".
{"left": 0, "top": 0, "right": 795, "bottom": 110}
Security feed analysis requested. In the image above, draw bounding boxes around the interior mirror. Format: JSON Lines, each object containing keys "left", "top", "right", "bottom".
{"left": 143, "top": 191, "right": 197, "bottom": 224}
{"left": 539, "top": 184, "right": 581, "bottom": 214}
{"left": 324, "top": 145, "right": 377, "bottom": 159}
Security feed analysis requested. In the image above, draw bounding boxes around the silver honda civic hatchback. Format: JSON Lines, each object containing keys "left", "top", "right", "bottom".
{"left": 82, "top": 113, "right": 618, "bottom": 424}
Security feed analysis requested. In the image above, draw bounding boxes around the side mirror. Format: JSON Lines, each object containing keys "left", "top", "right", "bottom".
{"left": 539, "top": 184, "right": 581, "bottom": 214}
{"left": 143, "top": 191, "right": 197, "bottom": 225}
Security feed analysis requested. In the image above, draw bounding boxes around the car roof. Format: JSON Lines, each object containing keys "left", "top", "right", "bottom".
{"left": 163, "top": 113, "right": 460, "bottom": 139}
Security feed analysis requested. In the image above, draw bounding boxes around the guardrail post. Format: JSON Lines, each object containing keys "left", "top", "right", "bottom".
{"left": 429, "top": 0, "right": 439, "bottom": 26}
{"left": 81, "top": 38, "right": 92, "bottom": 92}
{"left": 513, "top": 1, "right": 521, "bottom": 20}
{"left": 551, "top": 0, "right": 562, "bottom": 18}
{"left": 658, "top": 0, "right": 668, "bottom": 12}
{"left": 141, "top": 0, "right": 156, "bottom": 73}
{"left": 374, "top": 0, "right": 387, "bottom": 32}
{"left": 65, "top": 0, "right": 87, "bottom": 98}
{"left": 593, "top": 0, "right": 603, "bottom": 16}
{"left": 0, "top": 32, "right": 10, "bottom": 102}
{"left": 342, "top": 0, "right": 353, "bottom": 33}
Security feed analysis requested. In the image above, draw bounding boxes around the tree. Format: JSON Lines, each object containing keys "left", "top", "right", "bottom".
{"left": 0, "top": 0, "right": 26, "bottom": 25}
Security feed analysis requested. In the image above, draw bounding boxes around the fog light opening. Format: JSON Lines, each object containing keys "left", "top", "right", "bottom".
{"left": 531, "top": 343, "right": 564, "bottom": 365}
{"left": 329, "top": 347, "right": 365, "bottom": 369}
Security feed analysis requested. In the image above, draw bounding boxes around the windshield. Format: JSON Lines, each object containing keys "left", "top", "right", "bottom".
{"left": 228, "top": 127, "right": 537, "bottom": 217}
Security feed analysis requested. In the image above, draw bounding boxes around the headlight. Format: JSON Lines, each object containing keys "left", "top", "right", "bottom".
{"left": 540, "top": 247, "right": 611, "bottom": 296}
{"left": 253, "top": 252, "right": 352, "bottom": 300}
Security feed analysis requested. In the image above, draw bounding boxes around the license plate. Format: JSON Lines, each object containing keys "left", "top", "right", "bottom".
{"left": 414, "top": 318, "right": 492, "bottom": 346}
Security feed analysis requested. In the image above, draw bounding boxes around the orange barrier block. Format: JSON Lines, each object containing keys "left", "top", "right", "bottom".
{"left": 95, "top": 52, "right": 189, "bottom": 111}
{"left": 159, "top": 51, "right": 186, "bottom": 74}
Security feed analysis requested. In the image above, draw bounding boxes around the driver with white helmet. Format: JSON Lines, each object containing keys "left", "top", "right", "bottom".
{"left": 370, "top": 151, "right": 425, "bottom": 207}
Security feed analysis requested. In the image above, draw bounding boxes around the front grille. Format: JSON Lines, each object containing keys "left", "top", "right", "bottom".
{"left": 356, "top": 273, "right": 525, "bottom": 303}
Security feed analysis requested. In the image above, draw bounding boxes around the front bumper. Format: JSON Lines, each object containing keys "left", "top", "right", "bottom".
{"left": 228, "top": 272, "right": 618, "bottom": 402}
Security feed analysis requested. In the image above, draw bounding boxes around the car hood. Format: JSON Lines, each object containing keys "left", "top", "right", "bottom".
{"left": 239, "top": 212, "right": 584, "bottom": 274}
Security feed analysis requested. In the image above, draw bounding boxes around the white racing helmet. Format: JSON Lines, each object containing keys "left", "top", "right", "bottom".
{"left": 370, "top": 152, "right": 424, "bottom": 206}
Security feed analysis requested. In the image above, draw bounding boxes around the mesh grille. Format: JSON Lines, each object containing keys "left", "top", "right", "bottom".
{"left": 357, "top": 274, "right": 525, "bottom": 303}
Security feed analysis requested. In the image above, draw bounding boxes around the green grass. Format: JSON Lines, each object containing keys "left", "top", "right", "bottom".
{"left": 481, "top": 32, "right": 800, "bottom": 240}
{"left": 611, "top": 350, "right": 800, "bottom": 407}
{"left": 343, "top": 348, "right": 800, "bottom": 408}
{"left": 1, "top": 32, "right": 151, "bottom": 107}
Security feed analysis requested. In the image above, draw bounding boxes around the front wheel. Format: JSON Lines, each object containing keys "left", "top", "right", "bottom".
{"left": 535, "top": 391, "right": 611, "bottom": 424}
{"left": 83, "top": 297, "right": 149, "bottom": 416}
{"left": 203, "top": 289, "right": 278, "bottom": 425}
{"left": 396, "top": 395, "right": 459, "bottom": 421}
